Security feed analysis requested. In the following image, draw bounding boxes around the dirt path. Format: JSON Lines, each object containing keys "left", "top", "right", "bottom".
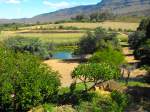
{"left": 44, "top": 59, "right": 79, "bottom": 87}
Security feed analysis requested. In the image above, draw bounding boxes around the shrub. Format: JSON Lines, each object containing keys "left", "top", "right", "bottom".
{"left": 75, "top": 92, "right": 128, "bottom": 112}
{"left": 89, "top": 48, "right": 125, "bottom": 66}
{"left": 111, "top": 91, "right": 128, "bottom": 112}
{"left": 4, "top": 37, "right": 52, "bottom": 60}
{"left": 0, "top": 47, "right": 60, "bottom": 111}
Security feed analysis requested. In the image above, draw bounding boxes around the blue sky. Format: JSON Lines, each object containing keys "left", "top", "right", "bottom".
{"left": 0, "top": 0, "right": 101, "bottom": 19}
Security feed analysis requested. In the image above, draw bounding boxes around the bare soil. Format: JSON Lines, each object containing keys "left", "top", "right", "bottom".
{"left": 44, "top": 59, "right": 79, "bottom": 87}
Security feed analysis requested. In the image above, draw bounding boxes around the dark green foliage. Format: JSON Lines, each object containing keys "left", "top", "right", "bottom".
{"left": 137, "top": 18, "right": 150, "bottom": 31}
{"left": 0, "top": 47, "right": 60, "bottom": 111}
{"left": 129, "top": 18, "right": 150, "bottom": 64}
{"left": 75, "top": 92, "right": 128, "bottom": 112}
{"left": 111, "top": 91, "right": 128, "bottom": 112}
{"left": 4, "top": 37, "right": 52, "bottom": 60}
{"left": 72, "top": 63, "right": 120, "bottom": 91}
{"left": 128, "top": 31, "right": 146, "bottom": 49}
{"left": 71, "top": 12, "right": 114, "bottom": 22}
{"left": 76, "top": 27, "right": 120, "bottom": 55}
{"left": 76, "top": 31, "right": 96, "bottom": 54}
{"left": 146, "top": 22, "right": 150, "bottom": 38}
{"left": 89, "top": 48, "right": 125, "bottom": 66}
{"left": 72, "top": 14, "right": 87, "bottom": 22}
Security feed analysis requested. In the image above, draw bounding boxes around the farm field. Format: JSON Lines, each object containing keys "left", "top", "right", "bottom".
{"left": 21, "top": 21, "right": 139, "bottom": 31}
{"left": 0, "top": 31, "right": 84, "bottom": 43}
{"left": 0, "top": 21, "right": 139, "bottom": 44}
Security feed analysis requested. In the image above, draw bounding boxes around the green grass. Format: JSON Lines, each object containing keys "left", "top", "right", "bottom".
{"left": 58, "top": 82, "right": 93, "bottom": 95}
{"left": 116, "top": 33, "right": 128, "bottom": 42}
{"left": 118, "top": 80, "right": 150, "bottom": 87}
{"left": 0, "top": 32, "right": 84, "bottom": 43}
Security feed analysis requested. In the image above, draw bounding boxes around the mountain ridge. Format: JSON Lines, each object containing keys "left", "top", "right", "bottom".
{"left": 0, "top": 0, "right": 150, "bottom": 24}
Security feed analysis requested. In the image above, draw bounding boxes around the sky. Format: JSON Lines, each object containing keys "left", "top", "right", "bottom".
{"left": 0, "top": 0, "right": 101, "bottom": 19}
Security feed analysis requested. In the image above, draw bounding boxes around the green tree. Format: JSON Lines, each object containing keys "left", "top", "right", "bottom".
{"left": 89, "top": 48, "right": 125, "bottom": 66}
{"left": 72, "top": 63, "right": 120, "bottom": 91}
{"left": 137, "top": 18, "right": 150, "bottom": 31}
{"left": 76, "top": 31, "right": 96, "bottom": 54}
{"left": 128, "top": 31, "right": 146, "bottom": 49}
{"left": 4, "top": 37, "right": 52, "bottom": 60}
{"left": 0, "top": 47, "right": 60, "bottom": 111}
{"left": 76, "top": 27, "right": 120, "bottom": 55}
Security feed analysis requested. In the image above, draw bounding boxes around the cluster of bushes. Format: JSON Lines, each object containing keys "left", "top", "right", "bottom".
{"left": 129, "top": 18, "right": 150, "bottom": 64}
{"left": 75, "top": 27, "right": 121, "bottom": 55}
{"left": 4, "top": 37, "right": 52, "bottom": 60}
{"left": 0, "top": 46, "right": 60, "bottom": 111}
{"left": 75, "top": 91, "right": 128, "bottom": 112}
{"left": 40, "top": 91, "right": 128, "bottom": 112}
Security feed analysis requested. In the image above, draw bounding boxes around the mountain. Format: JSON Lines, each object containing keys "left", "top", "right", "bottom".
{"left": 0, "top": 0, "right": 150, "bottom": 24}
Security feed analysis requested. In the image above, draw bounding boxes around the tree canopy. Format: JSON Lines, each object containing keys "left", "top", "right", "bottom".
{"left": 0, "top": 47, "right": 60, "bottom": 111}
{"left": 72, "top": 63, "right": 120, "bottom": 91}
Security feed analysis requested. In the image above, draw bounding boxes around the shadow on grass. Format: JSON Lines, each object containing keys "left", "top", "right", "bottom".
{"left": 51, "top": 91, "right": 95, "bottom": 106}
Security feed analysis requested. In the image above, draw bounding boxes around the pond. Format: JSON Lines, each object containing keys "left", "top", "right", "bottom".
{"left": 52, "top": 51, "right": 75, "bottom": 59}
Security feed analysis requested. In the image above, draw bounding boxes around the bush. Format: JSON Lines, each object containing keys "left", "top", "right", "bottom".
{"left": 89, "top": 48, "right": 125, "bottom": 66}
{"left": 111, "top": 91, "right": 128, "bottom": 112}
{"left": 4, "top": 37, "right": 52, "bottom": 60}
{"left": 75, "top": 92, "right": 128, "bottom": 112}
{"left": 0, "top": 47, "right": 60, "bottom": 111}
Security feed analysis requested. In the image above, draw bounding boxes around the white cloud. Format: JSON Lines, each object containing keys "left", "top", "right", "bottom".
{"left": 43, "top": 1, "right": 75, "bottom": 10}
{"left": 6, "top": 0, "right": 20, "bottom": 4}
{"left": 0, "top": 0, "right": 26, "bottom": 4}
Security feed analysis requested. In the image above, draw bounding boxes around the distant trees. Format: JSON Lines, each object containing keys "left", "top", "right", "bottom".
{"left": 0, "top": 23, "right": 31, "bottom": 31}
{"left": 75, "top": 27, "right": 121, "bottom": 55}
{"left": 4, "top": 37, "right": 52, "bottom": 60}
{"left": 71, "top": 12, "right": 114, "bottom": 22}
{"left": 0, "top": 47, "right": 60, "bottom": 111}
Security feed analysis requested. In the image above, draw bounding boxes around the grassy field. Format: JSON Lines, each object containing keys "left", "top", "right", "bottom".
{"left": 21, "top": 21, "right": 139, "bottom": 31}
{"left": 0, "top": 31, "right": 84, "bottom": 43}
{"left": 0, "top": 21, "right": 138, "bottom": 44}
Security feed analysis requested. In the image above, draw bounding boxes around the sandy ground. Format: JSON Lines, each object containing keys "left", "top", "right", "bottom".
{"left": 44, "top": 59, "right": 79, "bottom": 87}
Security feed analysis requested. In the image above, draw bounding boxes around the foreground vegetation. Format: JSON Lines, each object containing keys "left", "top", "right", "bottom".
{"left": 1, "top": 17, "right": 150, "bottom": 112}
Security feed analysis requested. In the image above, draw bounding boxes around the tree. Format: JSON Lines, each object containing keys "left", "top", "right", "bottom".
{"left": 76, "top": 31, "right": 96, "bottom": 54}
{"left": 129, "top": 18, "right": 150, "bottom": 64}
{"left": 0, "top": 47, "right": 60, "bottom": 111}
{"left": 90, "top": 13, "right": 99, "bottom": 22}
{"left": 4, "top": 37, "right": 52, "bottom": 60}
{"left": 137, "top": 18, "right": 150, "bottom": 31}
{"left": 72, "top": 63, "right": 120, "bottom": 91}
{"left": 73, "top": 14, "right": 86, "bottom": 21}
{"left": 128, "top": 31, "right": 146, "bottom": 49}
{"left": 89, "top": 48, "right": 125, "bottom": 66}
{"left": 146, "top": 21, "right": 150, "bottom": 38}
{"left": 76, "top": 27, "right": 120, "bottom": 55}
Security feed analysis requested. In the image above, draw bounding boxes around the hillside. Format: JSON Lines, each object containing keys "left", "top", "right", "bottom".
{"left": 0, "top": 0, "right": 150, "bottom": 23}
